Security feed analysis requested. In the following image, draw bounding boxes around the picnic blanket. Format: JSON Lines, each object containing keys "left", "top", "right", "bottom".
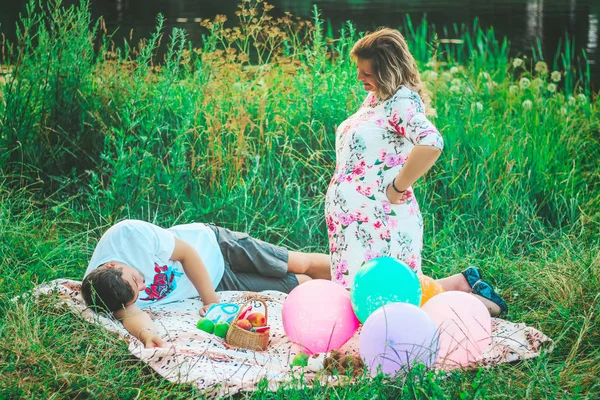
{"left": 33, "top": 279, "right": 553, "bottom": 397}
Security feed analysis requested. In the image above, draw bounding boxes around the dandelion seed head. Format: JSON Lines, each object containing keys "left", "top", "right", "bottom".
{"left": 512, "top": 58, "right": 523, "bottom": 68}
{"left": 519, "top": 77, "right": 531, "bottom": 89}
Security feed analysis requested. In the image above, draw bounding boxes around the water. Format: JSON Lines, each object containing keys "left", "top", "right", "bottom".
{"left": 1, "top": 0, "right": 599, "bottom": 87}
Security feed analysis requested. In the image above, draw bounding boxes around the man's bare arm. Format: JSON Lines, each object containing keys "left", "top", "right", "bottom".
{"left": 171, "top": 237, "right": 220, "bottom": 314}
{"left": 114, "top": 304, "right": 165, "bottom": 348}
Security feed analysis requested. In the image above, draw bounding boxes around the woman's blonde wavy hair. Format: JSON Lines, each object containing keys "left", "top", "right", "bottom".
{"left": 351, "top": 28, "right": 434, "bottom": 116}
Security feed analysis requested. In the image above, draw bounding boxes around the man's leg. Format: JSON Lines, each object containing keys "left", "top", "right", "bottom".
{"left": 288, "top": 252, "right": 331, "bottom": 280}
{"left": 295, "top": 274, "right": 312, "bottom": 285}
{"left": 436, "top": 274, "right": 470, "bottom": 292}
{"left": 436, "top": 273, "right": 501, "bottom": 316}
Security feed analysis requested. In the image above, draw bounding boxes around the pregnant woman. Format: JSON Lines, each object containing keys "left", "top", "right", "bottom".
{"left": 325, "top": 28, "right": 507, "bottom": 316}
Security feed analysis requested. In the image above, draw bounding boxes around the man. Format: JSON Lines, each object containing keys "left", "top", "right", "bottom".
{"left": 82, "top": 219, "right": 331, "bottom": 347}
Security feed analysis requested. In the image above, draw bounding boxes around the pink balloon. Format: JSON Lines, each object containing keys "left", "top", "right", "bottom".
{"left": 283, "top": 279, "right": 360, "bottom": 354}
{"left": 421, "top": 291, "right": 492, "bottom": 367}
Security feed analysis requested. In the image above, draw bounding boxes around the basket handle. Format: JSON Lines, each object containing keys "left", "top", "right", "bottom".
{"left": 232, "top": 298, "right": 269, "bottom": 325}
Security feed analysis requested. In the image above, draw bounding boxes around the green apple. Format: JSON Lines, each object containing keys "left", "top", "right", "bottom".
{"left": 291, "top": 352, "right": 309, "bottom": 367}
{"left": 196, "top": 318, "right": 215, "bottom": 334}
{"left": 214, "top": 322, "right": 230, "bottom": 338}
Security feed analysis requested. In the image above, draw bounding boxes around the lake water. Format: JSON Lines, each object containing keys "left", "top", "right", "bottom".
{"left": 1, "top": 0, "right": 599, "bottom": 87}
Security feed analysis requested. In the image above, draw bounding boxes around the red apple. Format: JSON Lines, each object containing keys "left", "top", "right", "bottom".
{"left": 236, "top": 319, "right": 253, "bottom": 331}
{"left": 247, "top": 312, "right": 266, "bottom": 327}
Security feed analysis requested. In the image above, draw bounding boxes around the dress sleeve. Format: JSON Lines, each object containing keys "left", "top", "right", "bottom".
{"left": 385, "top": 92, "right": 444, "bottom": 151}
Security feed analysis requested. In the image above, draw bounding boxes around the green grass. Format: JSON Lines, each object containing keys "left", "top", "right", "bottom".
{"left": 1, "top": 0, "right": 599, "bottom": 398}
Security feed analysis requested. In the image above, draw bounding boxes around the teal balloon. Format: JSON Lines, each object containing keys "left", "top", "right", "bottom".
{"left": 351, "top": 257, "right": 422, "bottom": 323}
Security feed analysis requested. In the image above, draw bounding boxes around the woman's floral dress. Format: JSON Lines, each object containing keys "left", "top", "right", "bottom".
{"left": 325, "top": 86, "right": 444, "bottom": 289}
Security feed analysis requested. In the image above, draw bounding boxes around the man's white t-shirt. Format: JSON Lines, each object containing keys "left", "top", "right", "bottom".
{"left": 84, "top": 220, "right": 225, "bottom": 309}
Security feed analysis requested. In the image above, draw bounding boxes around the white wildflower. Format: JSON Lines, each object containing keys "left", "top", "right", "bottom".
{"left": 551, "top": 71, "right": 561, "bottom": 82}
{"left": 577, "top": 93, "right": 587, "bottom": 103}
{"left": 450, "top": 85, "right": 462, "bottom": 94}
{"left": 509, "top": 85, "right": 518, "bottom": 95}
{"left": 531, "top": 78, "right": 543, "bottom": 91}
{"left": 450, "top": 66, "right": 459, "bottom": 74}
{"left": 519, "top": 77, "right": 531, "bottom": 89}
{"left": 442, "top": 71, "right": 452, "bottom": 81}
{"left": 512, "top": 58, "right": 523, "bottom": 68}
{"left": 535, "top": 61, "right": 548, "bottom": 75}
{"left": 547, "top": 83, "right": 556, "bottom": 93}
{"left": 567, "top": 96, "right": 576, "bottom": 105}
{"left": 451, "top": 78, "right": 462, "bottom": 86}
{"left": 522, "top": 99, "right": 533, "bottom": 110}
{"left": 422, "top": 70, "right": 438, "bottom": 81}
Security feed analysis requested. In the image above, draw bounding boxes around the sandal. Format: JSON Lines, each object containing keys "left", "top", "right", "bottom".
{"left": 461, "top": 266, "right": 482, "bottom": 288}
{"left": 472, "top": 280, "right": 508, "bottom": 315}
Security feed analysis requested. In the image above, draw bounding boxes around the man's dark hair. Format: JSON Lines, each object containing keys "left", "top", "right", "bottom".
{"left": 81, "top": 265, "right": 135, "bottom": 313}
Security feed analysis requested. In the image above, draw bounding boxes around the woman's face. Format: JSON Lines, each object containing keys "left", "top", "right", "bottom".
{"left": 356, "top": 58, "right": 378, "bottom": 92}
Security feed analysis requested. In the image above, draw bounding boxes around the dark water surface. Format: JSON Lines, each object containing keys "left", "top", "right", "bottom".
{"left": 1, "top": 0, "right": 599, "bottom": 87}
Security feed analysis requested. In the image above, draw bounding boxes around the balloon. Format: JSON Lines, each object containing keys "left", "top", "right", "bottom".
{"left": 351, "top": 257, "right": 421, "bottom": 323}
{"left": 421, "top": 291, "right": 492, "bottom": 367}
{"left": 418, "top": 275, "right": 445, "bottom": 306}
{"left": 283, "top": 279, "right": 360, "bottom": 354}
{"left": 360, "top": 303, "right": 439, "bottom": 376}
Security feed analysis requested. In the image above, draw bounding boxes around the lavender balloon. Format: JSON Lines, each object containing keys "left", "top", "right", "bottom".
{"left": 359, "top": 303, "right": 439, "bottom": 376}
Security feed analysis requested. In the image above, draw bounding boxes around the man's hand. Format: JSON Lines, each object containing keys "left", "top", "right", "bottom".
{"left": 139, "top": 329, "right": 165, "bottom": 348}
{"left": 200, "top": 303, "right": 216, "bottom": 317}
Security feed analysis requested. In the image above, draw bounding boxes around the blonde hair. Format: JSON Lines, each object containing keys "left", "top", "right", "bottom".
{"left": 351, "top": 28, "right": 434, "bottom": 116}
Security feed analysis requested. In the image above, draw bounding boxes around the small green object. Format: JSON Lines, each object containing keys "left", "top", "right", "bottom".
{"left": 197, "top": 318, "right": 215, "bottom": 334}
{"left": 214, "top": 322, "right": 230, "bottom": 338}
{"left": 291, "top": 352, "right": 310, "bottom": 367}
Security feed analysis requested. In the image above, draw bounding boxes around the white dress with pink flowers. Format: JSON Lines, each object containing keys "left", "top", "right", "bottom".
{"left": 325, "top": 86, "right": 444, "bottom": 289}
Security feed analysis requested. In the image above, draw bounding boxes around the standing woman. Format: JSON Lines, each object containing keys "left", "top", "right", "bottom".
{"left": 326, "top": 27, "right": 442, "bottom": 287}
{"left": 325, "top": 28, "right": 507, "bottom": 315}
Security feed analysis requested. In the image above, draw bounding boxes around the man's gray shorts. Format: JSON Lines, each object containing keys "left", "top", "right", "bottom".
{"left": 208, "top": 225, "right": 299, "bottom": 294}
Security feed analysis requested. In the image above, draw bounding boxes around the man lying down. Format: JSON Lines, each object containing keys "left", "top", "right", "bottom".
{"left": 82, "top": 220, "right": 331, "bottom": 347}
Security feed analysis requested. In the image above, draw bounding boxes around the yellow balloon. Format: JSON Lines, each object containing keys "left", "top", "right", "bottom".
{"left": 418, "top": 275, "right": 445, "bottom": 306}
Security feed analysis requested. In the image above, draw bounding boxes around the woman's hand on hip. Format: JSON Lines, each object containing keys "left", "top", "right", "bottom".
{"left": 386, "top": 184, "right": 412, "bottom": 204}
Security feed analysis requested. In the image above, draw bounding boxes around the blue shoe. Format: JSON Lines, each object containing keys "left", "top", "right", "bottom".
{"left": 472, "top": 280, "right": 508, "bottom": 315}
{"left": 461, "top": 266, "right": 481, "bottom": 288}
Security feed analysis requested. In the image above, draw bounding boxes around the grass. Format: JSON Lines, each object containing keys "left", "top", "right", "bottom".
{"left": 0, "top": 0, "right": 599, "bottom": 398}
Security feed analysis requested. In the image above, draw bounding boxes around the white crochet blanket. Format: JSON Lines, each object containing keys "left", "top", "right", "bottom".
{"left": 33, "top": 279, "right": 553, "bottom": 397}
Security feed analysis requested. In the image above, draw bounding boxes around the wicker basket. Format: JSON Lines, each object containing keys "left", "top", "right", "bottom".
{"left": 225, "top": 299, "right": 270, "bottom": 351}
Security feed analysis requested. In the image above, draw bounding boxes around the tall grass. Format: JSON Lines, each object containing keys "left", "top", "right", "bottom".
{"left": 0, "top": 0, "right": 599, "bottom": 398}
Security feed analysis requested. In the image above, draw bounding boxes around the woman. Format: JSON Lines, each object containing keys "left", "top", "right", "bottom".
{"left": 325, "top": 28, "right": 507, "bottom": 316}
